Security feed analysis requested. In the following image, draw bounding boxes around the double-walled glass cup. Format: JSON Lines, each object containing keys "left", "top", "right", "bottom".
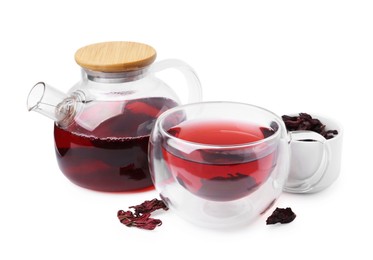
{"left": 149, "top": 102, "right": 330, "bottom": 228}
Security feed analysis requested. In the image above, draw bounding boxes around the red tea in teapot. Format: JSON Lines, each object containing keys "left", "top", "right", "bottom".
{"left": 55, "top": 97, "right": 178, "bottom": 192}
{"left": 163, "top": 120, "right": 277, "bottom": 201}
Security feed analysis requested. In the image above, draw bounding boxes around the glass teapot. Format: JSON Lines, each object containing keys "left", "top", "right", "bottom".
{"left": 27, "top": 41, "right": 202, "bottom": 192}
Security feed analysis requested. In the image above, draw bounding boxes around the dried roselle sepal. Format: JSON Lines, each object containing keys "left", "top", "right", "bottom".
{"left": 299, "top": 120, "right": 311, "bottom": 130}
{"left": 117, "top": 210, "right": 136, "bottom": 226}
{"left": 309, "top": 118, "right": 321, "bottom": 126}
{"left": 129, "top": 198, "right": 168, "bottom": 216}
{"left": 266, "top": 207, "right": 296, "bottom": 225}
{"left": 118, "top": 198, "right": 168, "bottom": 230}
{"left": 117, "top": 210, "right": 162, "bottom": 230}
{"left": 131, "top": 215, "right": 162, "bottom": 230}
{"left": 326, "top": 129, "right": 338, "bottom": 139}
{"left": 282, "top": 113, "right": 338, "bottom": 139}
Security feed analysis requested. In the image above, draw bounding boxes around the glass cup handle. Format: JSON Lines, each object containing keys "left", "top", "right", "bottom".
{"left": 286, "top": 130, "right": 331, "bottom": 193}
{"left": 150, "top": 59, "right": 202, "bottom": 103}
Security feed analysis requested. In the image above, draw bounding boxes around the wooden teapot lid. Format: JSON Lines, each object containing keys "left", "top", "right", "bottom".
{"left": 74, "top": 41, "right": 157, "bottom": 72}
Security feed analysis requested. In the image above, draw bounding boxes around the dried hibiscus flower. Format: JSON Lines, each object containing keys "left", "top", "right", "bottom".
{"left": 266, "top": 207, "right": 296, "bottom": 225}
{"left": 117, "top": 198, "right": 168, "bottom": 230}
{"left": 282, "top": 113, "right": 338, "bottom": 139}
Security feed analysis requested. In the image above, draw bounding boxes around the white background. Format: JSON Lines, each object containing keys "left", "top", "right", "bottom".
{"left": 1, "top": 0, "right": 372, "bottom": 259}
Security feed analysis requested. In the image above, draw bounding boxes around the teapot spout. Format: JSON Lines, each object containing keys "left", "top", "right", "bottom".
{"left": 27, "top": 82, "right": 80, "bottom": 128}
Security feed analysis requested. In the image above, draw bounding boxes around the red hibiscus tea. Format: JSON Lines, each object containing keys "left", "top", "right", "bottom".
{"left": 162, "top": 119, "right": 278, "bottom": 201}
{"left": 54, "top": 97, "right": 178, "bottom": 192}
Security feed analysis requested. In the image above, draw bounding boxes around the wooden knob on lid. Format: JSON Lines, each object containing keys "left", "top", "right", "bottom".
{"left": 74, "top": 41, "right": 157, "bottom": 72}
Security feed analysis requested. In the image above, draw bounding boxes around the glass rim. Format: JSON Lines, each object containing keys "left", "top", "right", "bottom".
{"left": 157, "top": 101, "right": 283, "bottom": 149}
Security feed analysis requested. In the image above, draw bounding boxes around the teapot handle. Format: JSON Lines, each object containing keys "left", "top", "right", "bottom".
{"left": 149, "top": 59, "right": 202, "bottom": 103}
